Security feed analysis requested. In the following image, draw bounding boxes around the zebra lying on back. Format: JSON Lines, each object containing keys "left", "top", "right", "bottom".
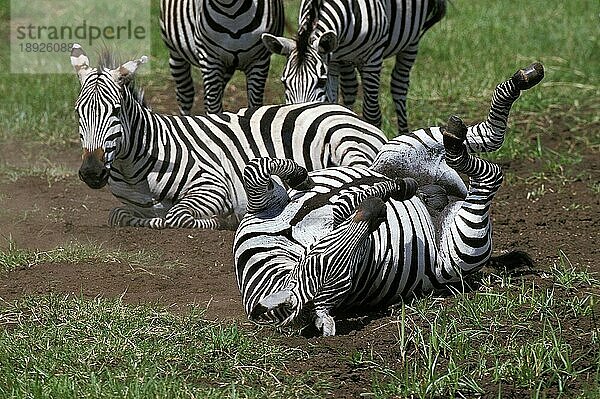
{"left": 69, "top": 44, "right": 387, "bottom": 229}
{"left": 234, "top": 63, "right": 544, "bottom": 335}
{"left": 262, "top": 0, "right": 446, "bottom": 134}
{"left": 160, "top": 0, "right": 284, "bottom": 114}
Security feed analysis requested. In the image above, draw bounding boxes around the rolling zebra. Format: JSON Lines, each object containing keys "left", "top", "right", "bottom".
{"left": 159, "top": 0, "right": 284, "bottom": 114}
{"left": 234, "top": 63, "right": 544, "bottom": 335}
{"left": 262, "top": 0, "right": 446, "bottom": 134}
{"left": 70, "top": 44, "right": 387, "bottom": 229}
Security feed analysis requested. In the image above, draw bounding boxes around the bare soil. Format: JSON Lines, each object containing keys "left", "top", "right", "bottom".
{"left": 0, "top": 87, "right": 598, "bottom": 397}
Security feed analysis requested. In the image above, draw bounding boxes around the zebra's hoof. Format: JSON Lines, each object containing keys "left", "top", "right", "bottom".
{"left": 391, "top": 177, "right": 418, "bottom": 202}
{"left": 442, "top": 115, "right": 467, "bottom": 155}
{"left": 315, "top": 313, "right": 336, "bottom": 337}
{"left": 288, "top": 168, "right": 315, "bottom": 191}
{"left": 511, "top": 62, "right": 544, "bottom": 90}
{"left": 250, "top": 303, "right": 269, "bottom": 320}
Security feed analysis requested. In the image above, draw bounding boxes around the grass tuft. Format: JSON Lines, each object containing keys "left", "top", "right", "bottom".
{"left": 0, "top": 240, "right": 158, "bottom": 273}
{"left": 0, "top": 294, "right": 319, "bottom": 398}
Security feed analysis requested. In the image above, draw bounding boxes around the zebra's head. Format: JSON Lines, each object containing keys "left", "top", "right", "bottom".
{"left": 70, "top": 44, "right": 147, "bottom": 189}
{"left": 262, "top": 30, "right": 338, "bottom": 104}
{"left": 251, "top": 196, "right": 388, "bottom": 335}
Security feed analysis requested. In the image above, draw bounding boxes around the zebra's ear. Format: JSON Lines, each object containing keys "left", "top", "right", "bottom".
{"left": 70, "top": 43, "right": 92, "bottom": 84}
{"left": 110, "top": 56, "right": 149, "bottom": 83}
{"left": 316, "top": 30, "right": 338, "bottom": 55}
{"left": 262, "top": 33, "right": 295, "bottom": 56}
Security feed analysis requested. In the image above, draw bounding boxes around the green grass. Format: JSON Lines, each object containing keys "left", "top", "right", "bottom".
{"left": 363, "top": 260, "right": 600, "bottom": 398}
{"left": 0, "top": 240, "right": 159, "bottom": 273}
{"left": 0, "top": 294, "right": 320, "bottom": 398}
{"left": 0, "top": 250, "right": 597, "bottom": 398}
{"left": 399, "top": 0, "right": 599, "bottom": 127}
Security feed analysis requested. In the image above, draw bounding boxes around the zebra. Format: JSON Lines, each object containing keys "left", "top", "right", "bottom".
{"left": 262, "top": 0, "right": 447, "bottom": 134}
{"left": 234, "top": 63, "right": 544, "bottom": 335}
{"left": 69, "top": 44, "right": 387, "bottom": 229}
{"left": 159, "top": 0, "right": 284, "bottom": 114}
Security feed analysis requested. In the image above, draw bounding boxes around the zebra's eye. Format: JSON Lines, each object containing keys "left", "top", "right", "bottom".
{"left": 317, "top": 78, "right": 327, "bottom": 88}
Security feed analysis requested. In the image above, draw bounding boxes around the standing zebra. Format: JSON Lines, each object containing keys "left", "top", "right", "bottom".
{"left": 262, "top": 0, "right": 446, "bottom": 134}
{"left": 234, "top": 63, "right": 544, "bottom": 335}
{"left": 70, "top": 44, "right": 387, "bottom": 229}
{"left": 160, "top": 0, "right": 284, "bottom": 114}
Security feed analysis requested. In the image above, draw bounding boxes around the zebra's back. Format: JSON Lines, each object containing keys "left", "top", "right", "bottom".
{"left": 124, "top": 102, "right": 388, "bottom": 217}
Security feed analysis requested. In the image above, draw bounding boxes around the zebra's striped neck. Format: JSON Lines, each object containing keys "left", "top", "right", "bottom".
{"left": 111, "top": 85, "right": 157, "bottom": 180}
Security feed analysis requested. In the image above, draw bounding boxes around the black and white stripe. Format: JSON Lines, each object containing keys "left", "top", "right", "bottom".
{"left": 160, "top": 0, "right": 284, "bottom": 114}
{"left": 234, "top": 63, "right": 544, "bottom": 335}
{"left": 70, "top": 46, "right": 387, "bottom": 229}
{"left": 262, "top": 0, "right": 446, "bottom": 134}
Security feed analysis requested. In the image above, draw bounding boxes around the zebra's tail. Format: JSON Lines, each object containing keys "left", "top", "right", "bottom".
{"left": 487, "top": 250, "right": 535, "bottom": 271}
{"left": 423, "top": 0, "right": 447, "bottom": 33}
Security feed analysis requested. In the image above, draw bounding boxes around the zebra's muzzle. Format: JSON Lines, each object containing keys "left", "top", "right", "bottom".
{"left": 353, "top": 197, "right": 387, "bottom": 233}
{"left": 79, "top": 149, "right": 109, "bottom": 189}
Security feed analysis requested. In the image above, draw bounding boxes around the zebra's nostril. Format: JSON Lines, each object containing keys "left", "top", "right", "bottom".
{"left": 78, "top": 166, "right": 109, "bottom": 189}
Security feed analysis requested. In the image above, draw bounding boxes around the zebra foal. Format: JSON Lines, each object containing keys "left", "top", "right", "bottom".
{"left": 70, "top": 44, "right": 387, "bottom": 229}
{"left": 262, "top": 0, "right": 446, "bottom": 134}
{"left": 160, "top": 0, "right": 284, "bottom": 114}
{"left": 234, "top": 63, "right": 544, "bottom": 335}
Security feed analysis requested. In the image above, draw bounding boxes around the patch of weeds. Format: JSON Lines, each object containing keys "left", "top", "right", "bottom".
{"left": 526, "top": 183, "right": 550, "bottom": 202}
{"left": 551, "top": 250, "right": 599, "bottom": 290}
{"left": 0, "top": 239, "right": 159, "bottom": 273}
{"left": 589, "top": 182, "right": 600, "bottom": 195}
{"left": 562, "top": 203, "right": 589, "bottom": 212}
{"left": 366, "top": 263, "right": 599, "bottom": 398}
{"left": 0, "top": 162, "right": 75, "bottom": 185}
{"left": 0, "top": 294, "right": 320, "bottom": 398}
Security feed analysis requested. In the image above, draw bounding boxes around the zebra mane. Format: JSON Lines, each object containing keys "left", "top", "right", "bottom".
{"left": 97, "top": 49, "right": 147, "bottom": 107}
{"left": 296, "top": 0, "right": 322, "bottom": 63}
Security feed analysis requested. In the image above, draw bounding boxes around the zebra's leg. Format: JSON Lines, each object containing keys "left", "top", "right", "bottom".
{"left": 168, "top": 51, "right": 195, "bottom": 115}
{"left": 165, "top": 205, "right": 239, "bottom": 230}
{"left": 359, "top": 58, "right": 384, "bottom": 128}
{"left": 466, "top": 62, "right": 544, "bottom": 152}
{"left": 245, "top": 57, "right": 271, "bottom": 108}
{"left": 243, "top": 157, "right": 315, "bottom": 214}
{"left": 434, "top": 115, "right": 504, "bottom": 283}
{"left": 163, "top": 181, "right": 239, "bottom": 229}
{"left": 339, "top": 63, "right": 358, "bottom": 109}
{"left": 200, "top": 59, "right": 229, "bottom": 114}
{"left": 331, "top": 177, "right": 418, "bottom": 227}
{"left": 326, "top": 64, "right": 341, "bottom": 104}
{"left": 391, "top": 45, "right": 419, "bottom": 135}
{"left": 109, "top": 207, "right": 166, "bottom": 229}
